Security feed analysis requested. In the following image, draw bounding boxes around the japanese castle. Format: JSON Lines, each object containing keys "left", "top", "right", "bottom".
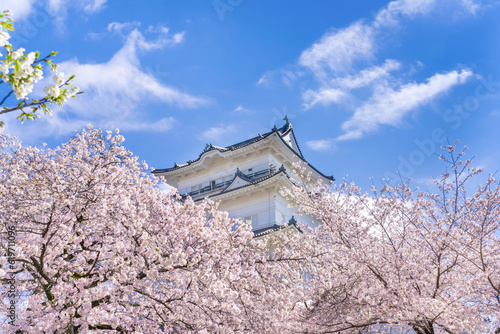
{"left": 152, "top": 120, "right": 333, "bottom": 236}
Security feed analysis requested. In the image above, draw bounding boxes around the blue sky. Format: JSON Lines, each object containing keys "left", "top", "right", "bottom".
{"left": 1, "top": 0, "right": 499, "bottom": 191}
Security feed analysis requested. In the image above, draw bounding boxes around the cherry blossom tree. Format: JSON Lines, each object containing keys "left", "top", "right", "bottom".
{"left": 2, "top": 124, "right": 497, "bottom": 334}
{"left": 0, "top": 126, "right": 306, "bottom": 333}
{"left": 282, "top": 145, "right": 500, "bottom": 334}
{"left": 0, "top": 10, "right": 79, "bottom": 127}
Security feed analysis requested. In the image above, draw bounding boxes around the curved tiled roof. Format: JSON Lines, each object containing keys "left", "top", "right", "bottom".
{"left": 194, "top": 166, "right": 291, "bottom": 202}
{"left": 232, "top": 168, "right": 253, "bottom": 183}
{"left": 253, "top": 216, "right": 301, "bottom": 238}
{"left": 152, "top": 122, "right": 334, "bottom": 181}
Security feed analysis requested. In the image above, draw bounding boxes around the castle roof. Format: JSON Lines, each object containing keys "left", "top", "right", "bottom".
{"left": 152, "top": 122, "right": 334, "bottom": 181}
{"left": 194, "top": 165, "right": 291, "bottom": 202}
{"left": 253, "top": 216, "right": 300, "bottom": 238}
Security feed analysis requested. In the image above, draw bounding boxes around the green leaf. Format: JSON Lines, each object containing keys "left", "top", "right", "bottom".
{"left": 46, "top": 59, "right": 58, "bottom": 71}
{"left": 1, "top": 21, "right": 14, "bottom": 31}
{"left": 14, "top": 59, "right": 20, "bottom": 72}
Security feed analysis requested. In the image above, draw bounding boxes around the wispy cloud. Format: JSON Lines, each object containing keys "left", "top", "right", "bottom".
{"left": 256, "top": 65, "right": 299, "bottom": 87}
{"left": 83, "top": 0, "right": 107, "bottom": 13}
{"left": 87, "top": 21, "right": 142, "bottom": 40}
{"left": 58, "top": 27, "right": 207, "bottom": 114}
{"left": 107, "top": 21, "right": 141, "bottom": 34}
{"left": 299, "top": 22, "right": 374, "bottom": 81}
{"left": 48, "top": 0, "right": 107, "bottom": 15}
{"left": 258, "top": 0, "right": 482, "bottom": 147}
{"left": 302, "top": 59, "right": 402, "bottom": 109}
{"left": 374, "top": 0, "right": 437, "bottom": 26}
{"left": 234, "top": 105, "right": 256, "bottom": 114}
{"left": 302, "top": 88, "right": 346, "bottom": 110}
{"left": 338, "top": 69, "right": 473, "bottom": 141}
{"left": 459, "top": 0, "right": 480, "bottom": 14}
{"left": 0, "top": 0, "right": 35, "bottom": 19}
{"left": 198, "top": 124, "right": 236, "bottom": 142}
{"left": 306, "top": 139, "right": 335, "bottom": 151}
{"left": 332, "top": 59, "right": 401, "bottom": 90}
{"left": 31, "top": 0, "right": 107, "bottom": 30}
{"left": 2, "top": 27, "right": 209, "bottom": 139}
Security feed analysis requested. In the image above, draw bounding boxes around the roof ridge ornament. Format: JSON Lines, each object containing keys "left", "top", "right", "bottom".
{"left": 283, "top": 115, "right": 290, "bottom": 126}
{"left": 203, "top": 143, "right": 210, "bottom": 152}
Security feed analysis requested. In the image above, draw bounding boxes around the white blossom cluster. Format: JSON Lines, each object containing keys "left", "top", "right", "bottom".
{"left": 1, "top": 48, "right": 44, "bottom": 99}
{"left": 44, "top": 72, "right": 80, "bottom": 104}
{"left": 0, "top": 10, "right": 78, "bottom": 122}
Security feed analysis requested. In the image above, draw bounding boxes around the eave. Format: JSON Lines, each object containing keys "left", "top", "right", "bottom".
{"left": 152, "top": 123, "right": 334, "bottom": 183}
{"left": 193, "top": 167, "right": 292, "bottom": 202}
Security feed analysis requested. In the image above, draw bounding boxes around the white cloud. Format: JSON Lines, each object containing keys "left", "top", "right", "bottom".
{"left": 171, "top": 32, "right": 185, "bottom": 44}
{"left": 83, "top": 0, "right": 107, "bottom": 13}
{"left": 303, "top": 60, "right": 402, "bottom": 109}
{"left": 0, "top": 0, "right": 35, "bottom": 19}
{"left": 103, "top": 117, "right": 176, "bottom": 132}
{"left": 256, "top": 65, "right": 300, "bottom": 87}
{"left": 107, "top": 21, "right": 141, "bottom": 34}
{"left": 302, "top": 88, "right": 346, "bottom": 110}
{"left": 60, "top": 29, "right": 205, "bottom": 103}
{"left": 333, "top": 59, "right": 401, "bottom": 90}
{"left": 14, "top": 28, "right": 208, "bottom": 137}
{"left": 256, "top": 0, "right": 484, "bottom": 145}
{"left": 47, "top": 0, "right": 62, "bottom": 13}
{"left": 257, "top": 73, "right": 272, "bottom": 86}
{"left": 375, "top": 0, "right": 437, "bottom": 26}
{"left": 198, "top": 124, "right": 236, "bottom": 142}
{"left": 375, "top": 0, "right": 498, "bottom": 24}
{"left": 48, "top": 0, "right": 107, "bottom": 14}
{"left": 46, "top": 0, "right": 108, "bottom": 28}
{"left": 234, "top": 105, "right": 256, "bottom": 114}
{"left": 306, "top": 139, "right": 335, "bottom": 151}
{"left": 461, "top": 0, "right": 480, "bottom": 14}
{"left": 88, "top": 21, "right": 144, "bottom": 40}
{"left": 338, "top": 69, "right": 473, "bottom": 141}
{"left": 299, "top": 22, "right": 374, "bottom": 80}
{"left": 2, "top": 24, "right": 202, "bottom": 140}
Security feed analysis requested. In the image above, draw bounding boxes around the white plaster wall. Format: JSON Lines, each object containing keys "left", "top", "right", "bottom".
{"left": 217, "top": 189, "right": 277, "bottom": 229}
{"left": 275, "top": 192, "right": 320, "bottom": 229}
{"left": 177, "top": 152, "right": 273, "bottom": 194}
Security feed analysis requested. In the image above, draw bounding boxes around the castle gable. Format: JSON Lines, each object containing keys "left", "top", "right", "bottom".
{"left": 224, "top": 168, "right": 253, "bottom": 192}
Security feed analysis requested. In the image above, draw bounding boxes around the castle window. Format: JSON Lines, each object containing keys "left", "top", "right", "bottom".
{"left": 243, "top": 214, "right": 259, "bottom": 225}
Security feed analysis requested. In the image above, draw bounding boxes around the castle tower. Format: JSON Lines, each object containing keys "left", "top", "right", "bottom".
{"left": 152, "top": 122, "right": 333, "bottom": 236}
